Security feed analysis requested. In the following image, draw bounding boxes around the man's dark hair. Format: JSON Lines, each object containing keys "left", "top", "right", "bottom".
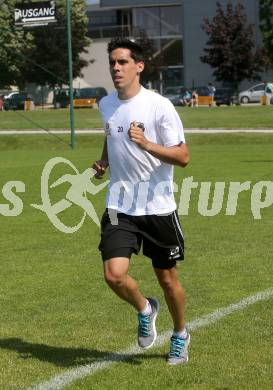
{"left": 107, "top": 38, "right": 144, "bottom": 62}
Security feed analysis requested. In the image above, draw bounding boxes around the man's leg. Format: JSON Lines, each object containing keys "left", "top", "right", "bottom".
{"left": 153, "top": 266, "right": 185, "bottom": 331}
{"left": 103, "top": 257, "right": 146, "bottom": 311}
{"left": 103, "top": 257, "right": 160, "bottom": 349}
{"left": 154, "top": 265, "right": 190, "bottom": 364}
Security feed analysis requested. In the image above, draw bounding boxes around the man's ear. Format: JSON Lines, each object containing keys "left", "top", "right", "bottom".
{"left": 137, "top": 61, "right": 145, "bottom": 75}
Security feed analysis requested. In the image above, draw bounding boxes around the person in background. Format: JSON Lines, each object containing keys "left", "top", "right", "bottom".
{"left": 0, "top": 95, "right": 4, "bottom": 111}
{"left": 191, "top": 90, "right": 198, "bottom": 107}
{"left": 207, "top": 82, "right": 216, "bottom": 107}
{"left": 265, "top": 81, "right": 273, "bottom": 96}
{"left": 181, "top": 90, "right": 192, "bottom": 107}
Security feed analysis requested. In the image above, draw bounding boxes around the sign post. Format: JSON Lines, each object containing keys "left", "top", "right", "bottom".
{"left": 14, "top": 1, "right": 76, "bottom": 149}
{"left": 66, "top": 0, "right": 75, "bottom": 150}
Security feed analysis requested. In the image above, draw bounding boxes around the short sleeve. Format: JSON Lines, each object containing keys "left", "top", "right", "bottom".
{"left": 98, "top": 97, "right": 108, "bottom": 135}
{"left": 156, "top": 97, "right": 185, "bottom": 147}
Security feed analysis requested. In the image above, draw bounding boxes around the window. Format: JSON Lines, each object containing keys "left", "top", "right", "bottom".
{"left": 134, "top": 6, "right": 182, "bottom": 38}
{"left": 87, "top": 10, "right": 117, "bottom": 26}
{"left": 134, "top": 7, "right": 160, "bottom": 37}
{"left": 160, "top": 6, "right": 182, "bottom": 36}
{"left": 253, "top": 84, "right": 265, "bottom": 91}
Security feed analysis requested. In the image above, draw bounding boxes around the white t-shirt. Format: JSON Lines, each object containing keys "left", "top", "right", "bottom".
{"left": 99, "top": 86, "right": 185, "bottom": 215}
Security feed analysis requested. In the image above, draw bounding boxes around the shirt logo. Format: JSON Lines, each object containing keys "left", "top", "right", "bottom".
{"left": 130, "top": 121, "right": 145, "bottom": 131}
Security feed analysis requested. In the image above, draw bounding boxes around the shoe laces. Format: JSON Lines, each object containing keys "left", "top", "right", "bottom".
{"left": 138, "top": 313, "right": 151, "bottom": 337}
{"left": 169, "top": 335, "right": 186, "bottom": 358}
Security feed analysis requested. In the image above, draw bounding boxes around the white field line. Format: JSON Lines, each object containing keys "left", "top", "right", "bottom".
{"left": 0, "top": 129, "right": 273, "bottom": 135}
{"left": 27, "top": 287, "right": 273, "bottom": 390}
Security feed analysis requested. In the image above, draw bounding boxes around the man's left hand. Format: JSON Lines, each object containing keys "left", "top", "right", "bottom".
{"left": 128, "top": 121, "right": 149, "bottom": 150}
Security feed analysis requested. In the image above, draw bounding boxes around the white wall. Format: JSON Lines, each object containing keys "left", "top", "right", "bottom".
{"left": 76, "top": 38, "right": 115, "bottom": 93}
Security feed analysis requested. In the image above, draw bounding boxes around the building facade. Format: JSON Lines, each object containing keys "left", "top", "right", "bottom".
{"left": 82, "top": 0, "right": 273, "bottom": 93}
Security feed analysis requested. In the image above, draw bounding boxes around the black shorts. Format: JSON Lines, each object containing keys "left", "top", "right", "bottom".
{"left": 98, "top": 209, "right": 184, "bottom": 269}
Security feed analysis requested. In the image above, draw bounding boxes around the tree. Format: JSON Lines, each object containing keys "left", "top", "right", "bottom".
{"left": 23, "top": 0, "right": 91, "bottom": 87}
{"left": 259, "top": 0, "right": 273, "bottom": 66}
{"left": 0, "top": 0, "right": 91, "bottom": 89}
{"left": 0, "top": 1, "right": 34, "bottom": 88}
{"left": 201, "top": 1, "right": 268, "bottom": 88}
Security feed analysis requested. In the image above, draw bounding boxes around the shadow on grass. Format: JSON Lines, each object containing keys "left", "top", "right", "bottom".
{"left": 0, "top": 338, "right": 163, "bottom": 367}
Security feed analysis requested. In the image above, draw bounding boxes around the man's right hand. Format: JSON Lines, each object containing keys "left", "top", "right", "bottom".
{"left": 92, "top": 160, "right": 108, "bottom": 179}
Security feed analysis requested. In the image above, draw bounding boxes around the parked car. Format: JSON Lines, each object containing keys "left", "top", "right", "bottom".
{"left": 77, "top": 87, "right": 107, "bottom": 103}
{"left": 238, "top": 83, "right": 272, "bottom": 103}
{"left": 53, "top": 89, "right": 69, "bottom": 108}
{"left": 214, "top": 88, "right": 239, "bottom": 106}
{"left": 193, "top": 86, "right": 210, "bottom": 96}
{"left": 3, "top": 92, "right": 34, "bottom": 110}
{"left": 163, "top": 86, "right": 186, "bottom": 106}
{"left": 53, "top": 87, "right": 108, "bottom": 108}
{"left": 163, "top": 86, "right": 184, "bottom": 94}
{"left": 4, "top": 91, "right": 20, "bottom": 99}
{"left": 163, "top": 85, "right": 213, "bottom": 106}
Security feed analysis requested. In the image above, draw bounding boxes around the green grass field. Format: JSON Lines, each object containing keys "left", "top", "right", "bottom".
{"left": 1, "top": 134, "right": 273, "bottom": 390}
{"left": 0, "top": 105, "right": 272, "bottom": 130}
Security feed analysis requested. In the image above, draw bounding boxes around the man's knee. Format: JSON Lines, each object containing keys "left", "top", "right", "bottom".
{"left": 104, "top": 269, "right": 126, "bottom": 288}
{"left": 160, "top": 277, "right": 178, "bottom": 292}
{"left": 103, "top": 258, "right": 129, "bottom": 288}
{"left": 155, "top": 269, "right": 180, "bottom": 292}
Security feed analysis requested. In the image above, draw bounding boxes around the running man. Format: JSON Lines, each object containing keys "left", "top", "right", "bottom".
{"left": 93, "top": 38, "right": 190, "bottom": 365}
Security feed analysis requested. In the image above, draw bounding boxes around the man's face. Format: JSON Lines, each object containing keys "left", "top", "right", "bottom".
{"left": 109, "top": 48, "right": 144, "bottom": 91}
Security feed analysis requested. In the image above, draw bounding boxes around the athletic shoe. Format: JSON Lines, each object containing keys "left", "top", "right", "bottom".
{"left": 137, "top": 297, "right": 160, "bottom": 349}
{"left": 167, "top": 331, "right": 190, "bottom": 365}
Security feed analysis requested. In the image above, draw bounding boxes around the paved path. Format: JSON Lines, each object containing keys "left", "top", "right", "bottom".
{"left": 0, "top": 128, "right": 272, "bottom": 135}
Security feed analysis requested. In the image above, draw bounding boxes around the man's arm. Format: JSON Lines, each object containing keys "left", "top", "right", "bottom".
{"left": 128, "top": 122, "right": 189, "bottom": 167}
{"left": 92, "top": 137, "right": 109, "bottom": 179}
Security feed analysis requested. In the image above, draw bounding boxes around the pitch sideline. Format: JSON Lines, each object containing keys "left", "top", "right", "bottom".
{"left": 26, "top": 287, "right": 273, "bottom": 390}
